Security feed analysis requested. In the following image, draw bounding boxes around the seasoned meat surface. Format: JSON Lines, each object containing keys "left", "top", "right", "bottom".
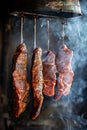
{"left": 43, "top": 51, "right": 57, "bottom": 96}
{"left": 31, "top": 47, "right": 44, "bottom": 120}
{"left": 11, "top": 43, "right": 30, "bottom": 118}
{"left": 55, "top": 44, "right": 74, "bottom": 100}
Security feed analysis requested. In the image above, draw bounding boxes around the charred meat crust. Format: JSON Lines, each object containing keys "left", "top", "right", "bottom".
{"left": 31, "top": 47, "right": 44, "bottom": 120}
{"left": 11, "top": 43, "right": 30, "bottom": 118}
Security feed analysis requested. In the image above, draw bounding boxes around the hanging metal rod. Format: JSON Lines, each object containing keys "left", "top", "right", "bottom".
{"left": 10, "top": 11, "right": 61, "bottom": 19}
{"left": 34, "top": 17, "right": 37, "bottom": 49}
{"left": 21, "top": 15, "right": 24, "bottom": 43}
{"left": 47, "top": 20, "right": 50, "bottom": 50}
{"left": 61, "top": 18, "right": 67, "bottom": 45}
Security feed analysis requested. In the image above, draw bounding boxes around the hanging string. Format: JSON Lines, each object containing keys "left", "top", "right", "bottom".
{"left": 21, "top": 15, "right": 24, "bottom": 43}
{"left": 61, "top": 20, "right": 65, "bottom": 46}
{"left": 34, "top": 17, "right": 37, "bottom": 49}
{"left": 47, "top": 20, "right": 50, "bottom": 51}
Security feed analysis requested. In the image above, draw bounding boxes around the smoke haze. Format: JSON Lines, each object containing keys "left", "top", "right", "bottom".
{"left": 1, "top": 0, "right": 87, "bottom": 130}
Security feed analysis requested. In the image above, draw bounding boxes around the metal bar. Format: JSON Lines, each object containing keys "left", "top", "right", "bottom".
{"left": 61, "top": 18, "right": 68, "bottom": 45}
{"left": 21, "top": 16, "right": 24, "bottom": 43}
{"left": 34, "top": 17, "right": 37, "bottom": 49}
{"left": 61, "top": 20, "right": 65, "bottom": 45}
{"left": 47, "top": 20, "right": 50, "bottom": 50}
{"left": 10, "top": 11, "right": 61, "bottom": 19}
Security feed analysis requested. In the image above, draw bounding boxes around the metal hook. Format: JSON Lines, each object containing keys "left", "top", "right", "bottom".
{"left": 61, "top": 18, "right": 67, "bottom": 45}
{"left": 47, "top": 20, "right": 50, "bottom": 51}
{"left": 34, "top": 17, "right": 37, "bottom": 49}
{"left": 20, "top": 12, "right": 24, "bottom": 43}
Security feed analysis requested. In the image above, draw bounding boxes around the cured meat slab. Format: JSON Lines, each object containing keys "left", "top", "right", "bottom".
{"left": 11, "top": 43, "right": 30, "bottom": 118}
{"left": 31, "top": 47, "right": 44, "bottom": 120}
{"left": 55, "top": 44, "right": 74, "bottom": 100}
{"left": 43, "top": 50, "right": 57, "bottom": 96}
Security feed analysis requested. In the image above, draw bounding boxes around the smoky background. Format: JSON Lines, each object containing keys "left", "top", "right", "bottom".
{"left": 0, "top": 0, "right": 87, "bottom": 130}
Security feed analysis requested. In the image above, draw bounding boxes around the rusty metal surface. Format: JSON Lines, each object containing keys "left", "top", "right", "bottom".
{"left": 0, "top": 0, "right": 82, "bottom": 18}
{"left": 12, "top": 0, "right": 82, "bottom": 18}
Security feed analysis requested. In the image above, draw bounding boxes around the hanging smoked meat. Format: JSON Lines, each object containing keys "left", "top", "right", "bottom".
{"left": 42, "top": 50, "right": 57, "bottom": 96}
{"left": 55, "top": 44, "right": 74, "bottom": 100}
{"left": 31, "top": 47, "right": 44, "bottom": 120}
{"left": 11, "top": 43, "right": 30, "bottom": 118}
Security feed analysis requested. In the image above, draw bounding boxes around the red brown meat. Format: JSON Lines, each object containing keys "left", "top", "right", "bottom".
{"left": 43, "top": 51, "right": 57, "bottom": 96}
{"left": 11, "top": 43, "right": 30, "bottom": 118}
{"left": 31, "top": 47, "right": 44, "bottom": 120}
{"left": 55, "top": 44, "right": 74, "bottom": 100}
